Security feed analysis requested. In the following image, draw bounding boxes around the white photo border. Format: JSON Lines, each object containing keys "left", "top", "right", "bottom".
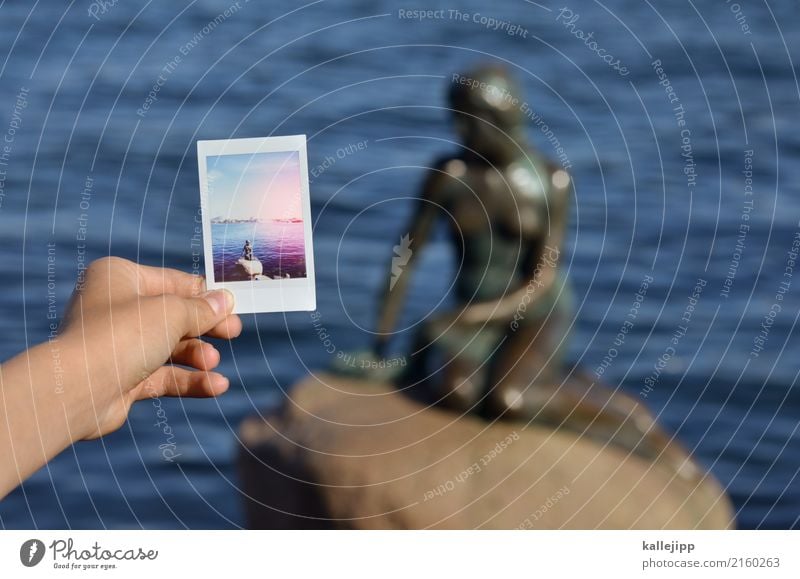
{"left": 197, "top": 135, "right": 316, "bottom": 314}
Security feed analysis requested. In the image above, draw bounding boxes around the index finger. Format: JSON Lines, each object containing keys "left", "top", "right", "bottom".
{"left": 136, "top": 263, "right": 206, "bottom": 298}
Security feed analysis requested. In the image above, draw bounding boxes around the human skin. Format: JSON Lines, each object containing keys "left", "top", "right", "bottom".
{"left": 0, "top": 257, "right": 242, "bottom": 499}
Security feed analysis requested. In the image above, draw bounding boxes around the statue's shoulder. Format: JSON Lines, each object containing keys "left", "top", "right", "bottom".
{"left": 541, "top": 157, "right": 572, "bottom": 194}
{"left": 429, "top": 153, "right": 468, "bottom": 174}
{"left": 424, "top": 153, "right": 470, "bottom": 199}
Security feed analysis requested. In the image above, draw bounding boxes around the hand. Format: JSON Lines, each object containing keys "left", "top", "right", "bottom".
{"left": 59, "top": 257, "right": 242, "bottom": 440}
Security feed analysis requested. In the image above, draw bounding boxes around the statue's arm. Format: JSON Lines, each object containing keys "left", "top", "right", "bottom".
{"left": 373, "top": 173, "right": 443, "bottom": 355}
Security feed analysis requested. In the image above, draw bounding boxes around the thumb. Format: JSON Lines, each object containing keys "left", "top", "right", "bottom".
{"left": 176, "top": 290, "right": 235, "bottom": 338}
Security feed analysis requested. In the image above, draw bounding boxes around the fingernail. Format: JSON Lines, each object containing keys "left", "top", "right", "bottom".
{"left": 211, "top": 374, "right": 229, "bottom": 392}
{"left": 203, "top": 290, "right": 234, "bottom": 316}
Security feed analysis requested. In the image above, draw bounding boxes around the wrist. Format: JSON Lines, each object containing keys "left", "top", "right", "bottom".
{"left": 44, "top": 331, "right": 97, "bottom": 442}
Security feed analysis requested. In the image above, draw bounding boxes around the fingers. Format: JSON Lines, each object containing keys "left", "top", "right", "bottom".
{"left": 133, "top": 265, "right": 241, "bottom": 338}
{"left": 137, "top": 365, "right": 229, "bottom": 400}
{"left": 167, "top": 289, "right": 235, "bottom": 339}
{"left": 206, "top": 314, "right": 242, "bottom": 340}
{"left": 78, "top": 258, "right": 207, "bottom": 308}
{"left": 136, "top": 263, "right": 205, "bottom": 298}
{"left": 170, "top": 338, "right": 220, "bottom": 371}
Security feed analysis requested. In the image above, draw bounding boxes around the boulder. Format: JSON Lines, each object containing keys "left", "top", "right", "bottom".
{"left": 238, "top": 373, "right": 734, "bottom": 529}
{"left": 237, "top": 257, "right": 262, "bottom": 276}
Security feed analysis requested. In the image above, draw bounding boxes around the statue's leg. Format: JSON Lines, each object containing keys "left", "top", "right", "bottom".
{"left": 483, "top": 304, "right": 570, "bottom": 420}
{"left": 436, "top": 350, "right": 488, "bottom": 413}
{"left": 484, "top": 309, "right": 699, "bottom": 479}
{"left": 404, "top": 315, "right": 500, "bottom": 413}
{"left": 400, "top": 326, "right": 434, "bottom": 404}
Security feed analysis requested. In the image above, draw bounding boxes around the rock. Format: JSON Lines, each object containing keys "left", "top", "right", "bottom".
{"left": 237, "top": 257, "right": 262, "bottom": 277}
{"left": 238, "top": 373, "right": 734, "bottom": 529}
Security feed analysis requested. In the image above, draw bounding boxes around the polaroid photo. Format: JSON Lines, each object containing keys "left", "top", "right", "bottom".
{"left": 197, "top": 135, "right": 316, "bottom": 314}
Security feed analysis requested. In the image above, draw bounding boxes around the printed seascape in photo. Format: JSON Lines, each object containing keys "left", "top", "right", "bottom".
{"left": 206, "top": 150, "right": 307, "bottom": 282}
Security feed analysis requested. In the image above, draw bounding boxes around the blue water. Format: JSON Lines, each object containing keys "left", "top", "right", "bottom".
{"left": 212, "top": 221, "right": 306, "bottom": 281}
{"left": 0, "top": 1, "right": 799, "bottom": 529}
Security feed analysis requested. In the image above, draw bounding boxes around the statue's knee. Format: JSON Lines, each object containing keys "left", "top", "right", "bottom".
{"left": 439, "top": 362, "right": 484, "bottom": 411}
{"left": 485, "top": 379, "right": 554, "bottom": 419}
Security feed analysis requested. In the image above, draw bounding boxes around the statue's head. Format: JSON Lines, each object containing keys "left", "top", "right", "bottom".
{"left": 448, "top": 64, "right": 526, "bottom": 160}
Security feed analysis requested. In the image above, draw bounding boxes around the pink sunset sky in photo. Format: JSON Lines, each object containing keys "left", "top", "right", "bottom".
{"left": 206, "top": 150, "right": 302, "bottom": 221}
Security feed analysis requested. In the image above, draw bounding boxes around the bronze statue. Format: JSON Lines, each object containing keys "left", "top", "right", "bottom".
{"left": 368, "top": 64, "right": 694, "bottom": 475}
{"left": 374, "top": 64, "right": 573, "bottom": 419}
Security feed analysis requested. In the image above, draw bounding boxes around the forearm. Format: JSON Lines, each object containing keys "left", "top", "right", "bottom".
{"left": 505, "top": 264, "right": 558, "bottom": 316}
{"left": 374, "top": 194, "right": 436, "bottom": 347}
{"left": 485, "top": 241, "right": 564, "bottom": 322}
{"left": 0, "top": 340, "right": 88, "bottom": 498}
{"left": 462, "top": 265, "right": 558, "bottom": 324}
{"left": 375, "top": 273, "right": 411, "bottom": 344}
